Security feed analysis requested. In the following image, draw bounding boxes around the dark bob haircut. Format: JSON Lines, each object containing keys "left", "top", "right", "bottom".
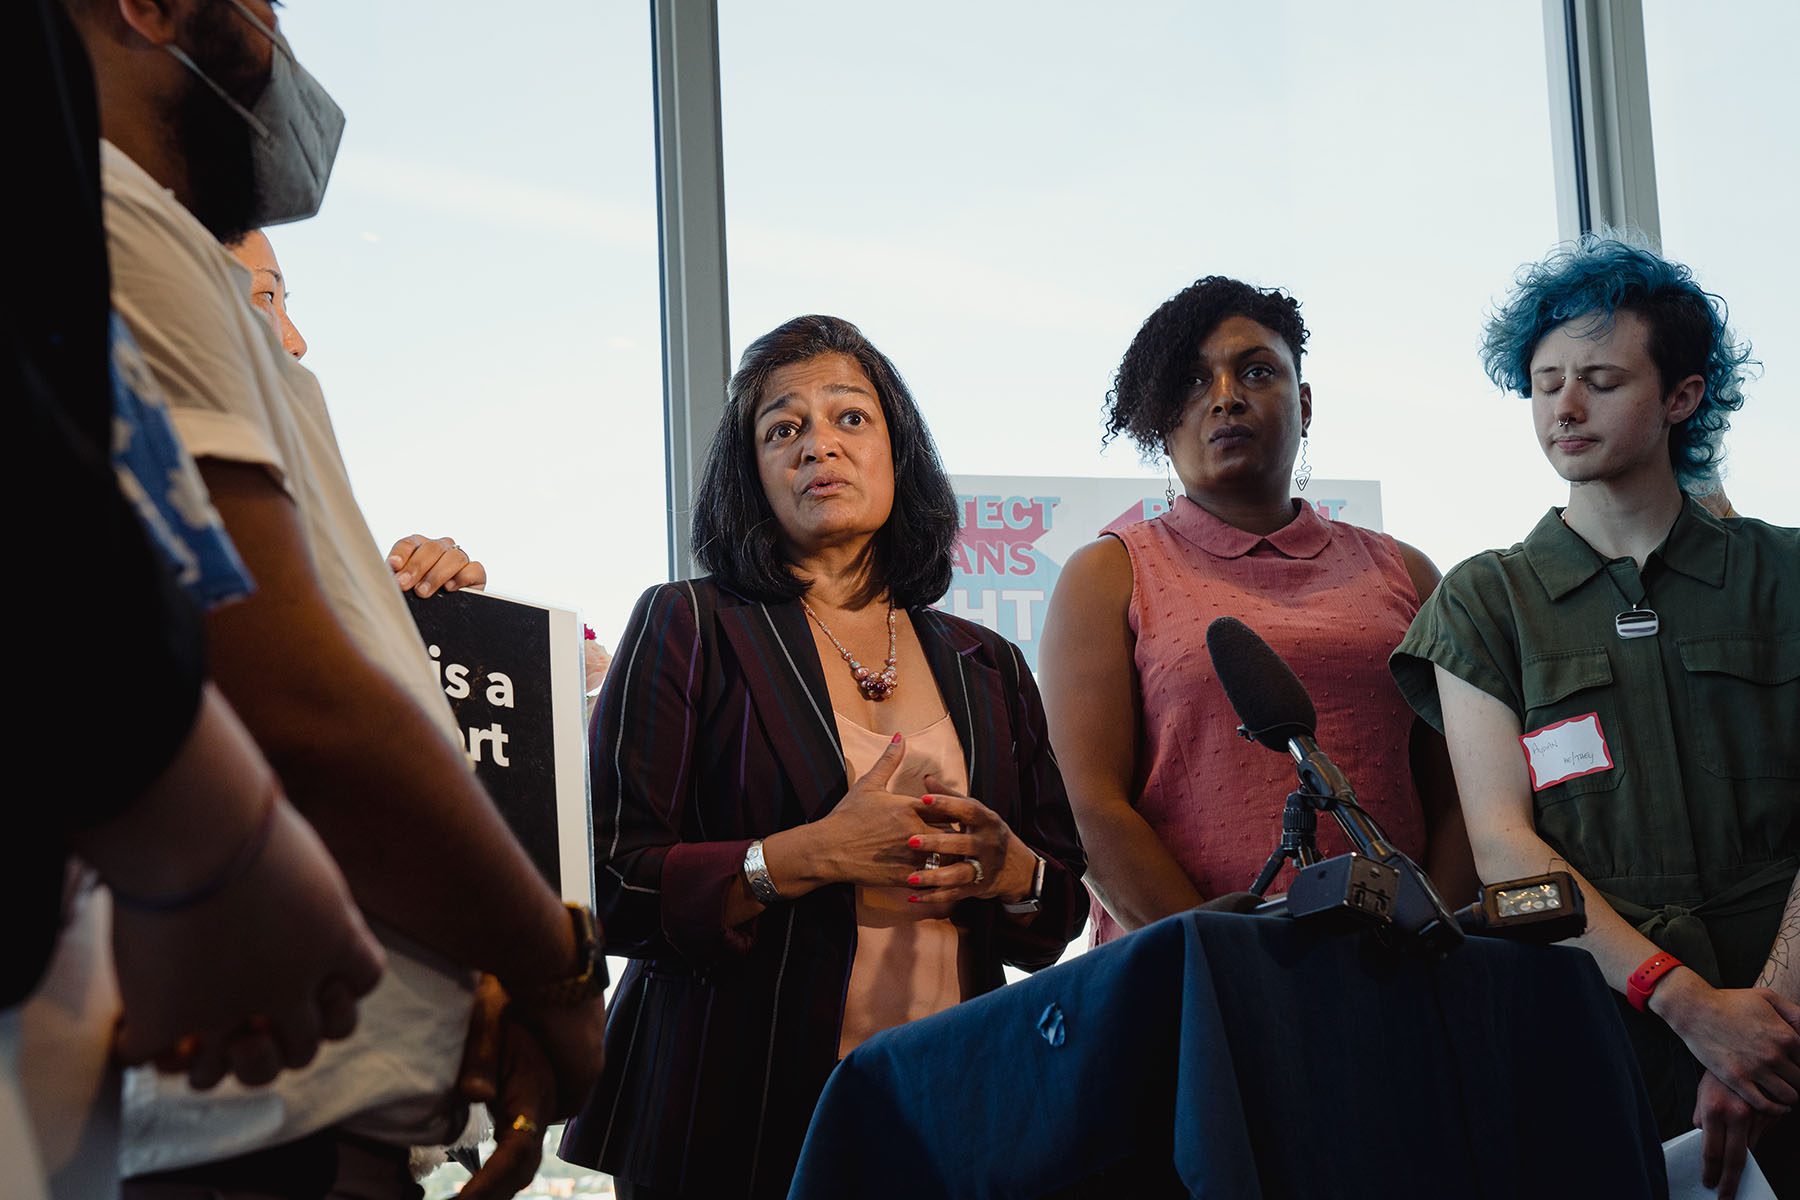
{"left": 1105, "top": 276, "right": 1309, "bottom": 458}
{"left": 1480, "top": 234, "right": 1755, "bottom": 491}
{"left": 690, "top": 315, "right": 960, "bottom": 608}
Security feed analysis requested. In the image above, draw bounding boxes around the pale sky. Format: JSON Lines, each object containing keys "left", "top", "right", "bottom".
{"left": 274, "top": 1, "right": 1797, "bottom": 650}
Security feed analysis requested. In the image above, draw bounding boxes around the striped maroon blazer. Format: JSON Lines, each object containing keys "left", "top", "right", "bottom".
{"left": 558, "top": 578, "right": 1088, "bottom": 1198}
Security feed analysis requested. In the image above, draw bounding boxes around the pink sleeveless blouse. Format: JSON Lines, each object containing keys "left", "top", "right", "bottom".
{"left": 1092, "top": 497, "right": 1426, "bottom": 946}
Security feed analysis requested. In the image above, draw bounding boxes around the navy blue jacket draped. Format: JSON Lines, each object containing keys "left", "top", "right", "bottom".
{"left": 558, "top": 578, "right": 1089, "bottom": 1198}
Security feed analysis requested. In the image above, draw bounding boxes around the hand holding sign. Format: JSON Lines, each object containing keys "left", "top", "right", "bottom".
{"left": 387, "top": 533, "right": 486, "bottom": 598}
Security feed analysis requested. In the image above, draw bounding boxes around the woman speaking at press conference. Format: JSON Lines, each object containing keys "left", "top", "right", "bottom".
{"left": 559, "top": 315, "right": 1088, "bottom": 1200}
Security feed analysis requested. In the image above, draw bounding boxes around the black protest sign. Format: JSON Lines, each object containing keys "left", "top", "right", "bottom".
{"left": 407, "top": 587, "right": 590, "bottom": 903}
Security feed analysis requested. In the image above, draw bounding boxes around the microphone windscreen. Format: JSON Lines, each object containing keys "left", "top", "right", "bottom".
{"left": 1205, "top": 616, "right": 1317, "bottom": 750}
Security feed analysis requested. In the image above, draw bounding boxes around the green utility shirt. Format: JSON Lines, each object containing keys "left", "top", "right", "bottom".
{"left": 1391, "top": 498, "right": 1798, "bottom": 1135}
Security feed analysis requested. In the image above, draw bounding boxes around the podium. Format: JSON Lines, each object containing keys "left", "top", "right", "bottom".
{"left": 789, "top": 911, "right": 1666, "bottom": 1199}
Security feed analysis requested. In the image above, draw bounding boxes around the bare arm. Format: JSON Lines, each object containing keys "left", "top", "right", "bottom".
{"left": 1689, "top": 873, "right": 1800, "bottom": 1198}
{"left": 1040, "top": 537, "right": 1202, "bottom": 930}
{"left": 1436, "top": 666, "right": 1800, "bottom": 1113}
{"left": 78, "top": 683, "right": 384, "bottom": 1087}
{"left": 1395, "top": 541, "right": 1478, "bottom": 907}
{"left": 1757, "top": 872, "right": 1800, "bottom": 1000}
{"left": 1410, "top": 721, "right": 1479, "bottom": 909}
{"left": 198, "top": 461, "right": 573, "bottom": 990}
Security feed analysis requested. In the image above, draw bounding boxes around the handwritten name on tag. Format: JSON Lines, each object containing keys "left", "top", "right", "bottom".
{"left": 1519, "top": 712, "right": 1614, "bottom": 791}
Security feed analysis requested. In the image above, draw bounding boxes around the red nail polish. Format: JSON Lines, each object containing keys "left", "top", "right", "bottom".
{"left": 908, "top": 835, "right": 922, "bottom": 849}
{"left": 891, "top": 732, "right": 903, "bottom": 744}
{"left": 922, "top": 795, "right": 934, "bottom": 805}
{"left": 908, "top": 874, "right": 921, "bottom": 886}
{"left": 907, "top": 895, "right": 920, "bottom": 903}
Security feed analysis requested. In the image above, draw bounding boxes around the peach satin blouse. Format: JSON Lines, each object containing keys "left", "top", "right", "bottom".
{"left": 834, "top": 712, "right": 975, "bottom": 1058}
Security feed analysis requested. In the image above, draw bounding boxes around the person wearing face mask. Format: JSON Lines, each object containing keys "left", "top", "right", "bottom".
{"left": 7, "top": 7, "right": 386, "bottom": 1198}
{"left": 57, "top": 2, "right": 607, "bottom": 1197}
{"left": 1039, "top": 276, "right": 1478, "bottom": 945}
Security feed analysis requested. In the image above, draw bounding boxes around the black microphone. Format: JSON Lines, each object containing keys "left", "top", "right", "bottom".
{"left": 1206, "top": 616, "right": 1462, "bottom": 955}
{"left": 1204, "top": 617, "right": 1396, "bottom": 862}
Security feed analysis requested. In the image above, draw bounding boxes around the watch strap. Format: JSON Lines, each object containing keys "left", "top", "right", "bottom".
{"left": 1001, "top": 853, "right": 1046, "bottom": 915}
{"left": 518, "top": 902, "right": 608, "bottom": 1006}
{"left": 1627, "top": 950, "right": 1682, "bottom": 1012}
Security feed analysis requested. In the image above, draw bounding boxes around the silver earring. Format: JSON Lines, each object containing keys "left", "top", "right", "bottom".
{"left": 1293, "top": 435, "right": 1312, "bottom": 492}
{"left": 1164, "top": 460, "right": 1177, "bottom": 507}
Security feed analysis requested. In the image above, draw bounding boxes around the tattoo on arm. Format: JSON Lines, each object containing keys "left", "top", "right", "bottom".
{"left": 1757, "top": 872, "right": 1800, "bottom": 993}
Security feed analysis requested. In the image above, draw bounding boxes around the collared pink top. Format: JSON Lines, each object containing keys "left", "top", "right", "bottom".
{"left": 1092, "top": 497, "right": 1426, "bottom": 945}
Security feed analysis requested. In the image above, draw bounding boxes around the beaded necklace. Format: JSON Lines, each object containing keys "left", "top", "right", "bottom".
{"left": 803, "top": 601, "right": 899, "bottom": 700}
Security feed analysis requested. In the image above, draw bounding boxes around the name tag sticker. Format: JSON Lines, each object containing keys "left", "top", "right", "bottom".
{"left": 1519, "top": 711, "right": 1615, "bottom": 791}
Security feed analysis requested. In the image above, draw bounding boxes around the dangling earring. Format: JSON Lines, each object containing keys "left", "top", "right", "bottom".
{"left": 1164, "top": 456, "right": 1177, "bottom": 507}
{"left": 1293, "top": 434, "right": 1313, "bottom": 492}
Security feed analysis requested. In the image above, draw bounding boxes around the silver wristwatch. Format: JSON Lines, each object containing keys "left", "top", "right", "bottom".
{"left": 743, "top": 839, "right": 783, "bottom": 905}
{"left": 1001, "top": 854, "right": 1046, "bottom": 915}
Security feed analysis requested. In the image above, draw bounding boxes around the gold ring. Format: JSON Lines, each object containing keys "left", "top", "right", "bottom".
{"left": 509, "top": 1114, "right": 540, "bottom": 1137}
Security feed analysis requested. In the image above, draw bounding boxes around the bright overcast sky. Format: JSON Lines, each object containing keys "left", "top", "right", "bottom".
{"left": 275, "top": 1, "right": 1797, "bottom": 650}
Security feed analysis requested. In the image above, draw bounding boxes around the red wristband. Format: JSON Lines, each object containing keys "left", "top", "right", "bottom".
{"left": 1626, "top": 951, "right": 1683, "bottom": 1012}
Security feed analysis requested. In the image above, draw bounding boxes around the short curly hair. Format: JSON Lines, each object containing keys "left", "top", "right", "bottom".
{"left": 1104, "top": 276, "right": 1309, "bottom": 458}
{"left": 1480, "top": 234, "right": 1756, "bottom": 491}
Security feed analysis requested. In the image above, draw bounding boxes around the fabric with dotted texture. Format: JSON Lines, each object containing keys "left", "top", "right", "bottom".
{"left": 1092, "top": 496, "right": 1426, "bottom": 945}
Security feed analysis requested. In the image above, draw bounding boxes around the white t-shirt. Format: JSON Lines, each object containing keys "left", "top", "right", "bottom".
{"left": 100, "top": 142, "right": 478, "bottom": 1175}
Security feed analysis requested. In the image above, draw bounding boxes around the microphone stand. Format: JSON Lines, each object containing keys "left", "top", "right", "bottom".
{"left": 1244, "top": 724, "right": 1465, "bottom": 955}
{"left": 1249, "top": 790, "right": 1325, "bottom": 898}
{"left": 1285, "top": 735, "right": 1396, "bottom": 861}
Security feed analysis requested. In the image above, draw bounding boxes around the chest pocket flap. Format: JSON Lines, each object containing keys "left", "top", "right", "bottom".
{"left": 1521, "top": 647, "right": 1623, "bottom": 811}
{"left": 1523, "top": 647, "right": 1614, "bottom": 710}
{"left": 1676, "top": 633, "right": 1800, "bottom": 779}
{"left": 1677, "top": 634, "right": 1800, "bottom": 686}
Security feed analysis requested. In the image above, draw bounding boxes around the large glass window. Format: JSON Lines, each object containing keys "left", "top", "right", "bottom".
{"left": 719, "top": 1, "right": 1562, "bottom": 571}
{"left": 271, "top": 6, "right": 660, "bottom": 1194}
{"left": 718, "top": 0, "right": 1562, "bottom": 979}
{"left": 278, "top": 1, "right": 665, "bottom": 650}
{"left": 1644, "top": 0, "right": 1800, "bottom": 525}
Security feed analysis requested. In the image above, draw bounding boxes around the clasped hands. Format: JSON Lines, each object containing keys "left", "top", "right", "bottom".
{"left": 817, "top": 733, "right": 1035, "bottom": 906}
{"left": 1654, "top": 971, "right": 1800, "bottom": 1198}
{"left": 451, "top": 972, "right": 609, "bottom": 1200}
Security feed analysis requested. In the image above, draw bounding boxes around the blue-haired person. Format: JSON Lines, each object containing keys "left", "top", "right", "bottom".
{"left": 1391, "top": 235, "right": 1798, "bottom": 1198}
